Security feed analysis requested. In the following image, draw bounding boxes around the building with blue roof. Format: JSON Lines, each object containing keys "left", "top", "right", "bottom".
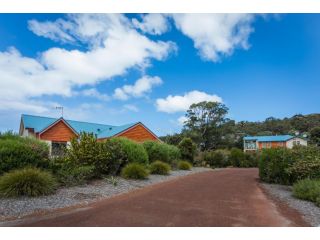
{"left": 19, "top": 114, "right": 159, "bottom": 156}
{"left": 243, "top": 134, "right": 307, "bottom": 152}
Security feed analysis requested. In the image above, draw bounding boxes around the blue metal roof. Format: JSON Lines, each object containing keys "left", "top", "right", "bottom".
{"left": 21, "top": 114, "right": 138, "bottom": 138}
{"left": 243, "top": 135, "right": 294, "bottom": 142}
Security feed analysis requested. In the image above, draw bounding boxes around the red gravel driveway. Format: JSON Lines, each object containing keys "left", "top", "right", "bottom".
{"left": 15, "top": 168, "right": 308, "bottom": 227}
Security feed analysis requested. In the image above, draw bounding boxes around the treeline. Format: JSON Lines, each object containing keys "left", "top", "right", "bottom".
{"left": 160, "top": 101, "right": 320, "bottom": 150}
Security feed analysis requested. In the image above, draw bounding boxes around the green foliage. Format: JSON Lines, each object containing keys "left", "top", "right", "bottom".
{"left": 259, "top": 146, "right": 320, "bottom": 185}
{"left": 159, "top": 133, "right": 183, "bottom": 146}
{"left": 149, "top": 161, "right": 171, "bottom": 175}
{"left": 287, "top": 146, "right": 320, "bottom": 182}
{"left": 259, "top": 148, "right": 295, "bottom": 185}
{"left": 66, "top": 132, "right": 111, "bottom": 177}
{"left": 310, "top": 127, "right": 320, "bottom": 146}
{"left": 203, "top": 148, "right": 258, "bottom": 168}
{"left": 229, "top": 148, "right": 245, "bottom": 167}
{"left": 121, "top": 163, "right": 149, "bottom": 179}
{"left": 143, "top": 141, "right": 180, "bottom": 165}
{"left": 178, "top": 137, "right": 196, "bottom": 163}
{"left": 204, "top": 149, "right": 230, "bottom": 168}
{"left": 178, "top": 160, "right": 192, "bottom": 170}
{"left": 182, "top": 101, "right": 229, "bottom": 150}
{"left": 167, "top": 145, "right": 181, "bottom": 163}
{"left": 293, "top": 179, "right": 320, "bottom": 205}
{"left": 143, "top": 141, "right": 169, "bottom": 163}
{"left": 0, "top": 167, "right": 57, "bottom": 197}
{"left": 110, "top": 137, "right": 148, "bottom": 165}
{"left": 0, "top": 134, "right": 50, "bottom": 174}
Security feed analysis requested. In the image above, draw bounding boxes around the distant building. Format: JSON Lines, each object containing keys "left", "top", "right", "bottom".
{"left": 19, "top": 114, "right": 159, "bottom": 156}
{"left": 243, "top": 135, "right": 307, "bottom": 152}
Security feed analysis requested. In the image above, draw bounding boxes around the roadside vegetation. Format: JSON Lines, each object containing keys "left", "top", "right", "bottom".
{"left": 0, "top": 131, "right": 199, "bottom": 198}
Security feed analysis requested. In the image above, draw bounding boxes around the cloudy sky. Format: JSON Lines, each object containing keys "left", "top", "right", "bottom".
{"left": 0, "top": 14, "right": 319, "bottom": 135}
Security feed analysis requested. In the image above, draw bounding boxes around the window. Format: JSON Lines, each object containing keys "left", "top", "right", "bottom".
{"left": 278, "top": 142, "right": 284, "bottom": 147}
{"left": 51, "top": 142, "right": 67, "bottom": 157}
{"left": 262, "top": 142, "right": 267, "bottom": 148}
{"left": 266, "top": 142, "right": 271, "bottom": 148}
{"left": 244, "top": 140, "right": 256, "bottom": 150}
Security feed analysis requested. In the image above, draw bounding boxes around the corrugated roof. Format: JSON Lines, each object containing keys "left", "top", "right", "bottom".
{"left": 243, "top": 135, "right": 294, "bottom": 142}
{"left": 21, "top": 114, "right": 138, "bottom": 138}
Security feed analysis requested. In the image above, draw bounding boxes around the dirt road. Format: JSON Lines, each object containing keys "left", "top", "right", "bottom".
{"left": 14, "top": 168, "right": 308, "bottom": 227}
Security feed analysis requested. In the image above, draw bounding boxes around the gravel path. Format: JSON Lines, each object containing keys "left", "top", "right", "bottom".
{"left": 0, "top": 167, "right": 211, "bottom": 222}
{"left": 262, "top": 183, "right": 320, "bottom": 227}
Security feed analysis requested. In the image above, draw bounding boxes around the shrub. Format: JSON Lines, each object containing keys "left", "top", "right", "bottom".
{"left": 101, "top": 139, "right": 129, "bottom": 175}
{"left": 0, "top": 136, "right": 50, "bottom": 174}
{"left": 178, "top": 160, "right": 192, "bottom": 170}
{"left": 0, "top": 167, "right": 57, "bottom": 197}
{"left": 143, "top": 141, "right": 169, "bottom": 163}
{"left": 293, "top": 179, "right": 320, "bottom": 204}
{"left": 204, "top": 149, "right": 230, "bottom": 168}
{"left": 121, "top": 163, "right": 149, "bottom": 179}
{"left": 243, "top": 152, "right": 259, "bottom": 168}
{"left": 259, "top": 148, "right": 294, "bottom": 185}
{"left": 229, "top": 148, "right": 245, "bottom": 167}
{"left": 178, "top": 137, "right": 196, "bottom": 163}
{"left": 49, "top": 156, "right": 96, "bottom": 186}
{"left": 166, "top": 145, "right": 181, "bottom": 163}
{"left": 149, "top": 161, "right": 171, "bottom": 175}
{"left": 110, "top": 138, "right": 148, "bottom": 165}
{"left": 66, "top": 132, "right": 111, "bottom": 177}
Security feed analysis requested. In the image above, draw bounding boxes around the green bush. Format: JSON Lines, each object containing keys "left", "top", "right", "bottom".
{"left": 166, "top": 145, "right": 181, "bottom": 163}
{"left": 229, "top": 148, "right": 245, "bottom": 167}
{"left": 259, "top": 148, "right": 294, "bottom": 185}
{"left": 110, "top": 138, "right": 148, "bottom": 165}
{"left": 149, "top": 161, "right": 171, "bottom": 175}
{"left": 178, "top": 137, "right": 196, "bottom": 163}
{"left": 0, "top": 167, "right": 57, "bottom": 197}
{"left": 293, "top": 179, "right": 320, "bottom": 205}
{"left": 143, "top": 141, "right": 169, "bottom": 163}
{"left": 66, "top": 132, "right": 111, "bottom": 177}
{"left": 101, "top": 139, "right": 129, "bottom": 175}
{"left": 0, "top": 135, "right": 50, "bottom": 174}
{"left": 204, "top": 149, "right": 230, "bottom": 168}
{"left": 243, "top": 152, "right": 259, "bottom": 168}
{"left": 121, "top": 163, "right": 149, "bottom": 179}
{"left": 178, "top": 160, "right": 192, "bottom": 170}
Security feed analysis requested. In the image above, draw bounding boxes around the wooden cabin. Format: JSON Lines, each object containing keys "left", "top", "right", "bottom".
{"left": 19, "top": 114, "right": 159, "bottom": 156}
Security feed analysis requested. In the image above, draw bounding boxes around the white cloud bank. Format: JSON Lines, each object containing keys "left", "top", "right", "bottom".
{"left": 113, "top": 75, "right": 163, "bottom": 100}
{"left": 132, "top": 14, "right": 169, "bottom": 35}
{"left": 0, "top": 14, "right": 176, "bottom": 113}
{"left": 156, "top": 90, "right": 222, "bottom": 113}
{"left": 171, "top": 14, "right": 254, "bottom": 62}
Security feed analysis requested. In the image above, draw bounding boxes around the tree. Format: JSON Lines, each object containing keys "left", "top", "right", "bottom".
{"left": 178, "top": 137, "right": 196, "bottom": 163}
{"left": 310, "top": 127, "right": 320, "bottom": 146}
{"left": 183, "top": 101, "right": 229, "bottom": 150}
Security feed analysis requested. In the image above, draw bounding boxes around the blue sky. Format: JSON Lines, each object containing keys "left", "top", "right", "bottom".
{"left": 0, "top": 14, "right": 319, "bottom": 136}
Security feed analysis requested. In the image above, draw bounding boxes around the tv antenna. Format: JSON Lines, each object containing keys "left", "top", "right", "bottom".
{"left": 55, "top": 106, "right": 64, "bottom": 118}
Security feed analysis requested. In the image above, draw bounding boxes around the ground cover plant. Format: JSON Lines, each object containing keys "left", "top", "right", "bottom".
{"left": 178, "top": 160, "right": 192, "bottom": 170}
{"left": 149, "top": 161, "right": 171, "bottom": 175}
{"left": 121, "top": 163, "right": 149, "bottom": 179}
{"left": 293, "top": 179, "right": 320, "bottom": 206}
{"left": 0, "top": 167, "right": 57, "bottom": 197}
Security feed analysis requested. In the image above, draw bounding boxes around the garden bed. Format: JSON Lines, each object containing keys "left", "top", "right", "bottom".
{"left": 262, "top": 183, "right": 320, "bottom": 227}
{"left": 0, "top": 167, "right": 211, "bottom": 221}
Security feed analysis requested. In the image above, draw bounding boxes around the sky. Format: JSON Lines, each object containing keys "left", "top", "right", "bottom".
{"left": 0, "top": 13, "right": 319, "bottom": 136}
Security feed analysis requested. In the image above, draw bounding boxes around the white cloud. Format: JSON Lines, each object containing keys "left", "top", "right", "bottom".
{"left": 79, "top": 88, "right": 110, "bottom": 101}
{"left": 123, "top": 104, "right": 139, "bottom": 112}
{"left": 113, "top": 75, "right": 163, "bottom": 100}
{"left": 0, "top": 14, "right": 176, "bottom": 112}
{"left": 177, "top": 116, "right": 188, "bottom": 126}
{"left": 132, "top": 14, "right": 169, "bottom": 35}
{"left": 171, "top": 14, "right": 255, "bottom": 62}
{"left": 28, "top": 19, "right": 75, "bottom": 43}
{"left": 156, "top": 90, "right": 222, "bottom": 113}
